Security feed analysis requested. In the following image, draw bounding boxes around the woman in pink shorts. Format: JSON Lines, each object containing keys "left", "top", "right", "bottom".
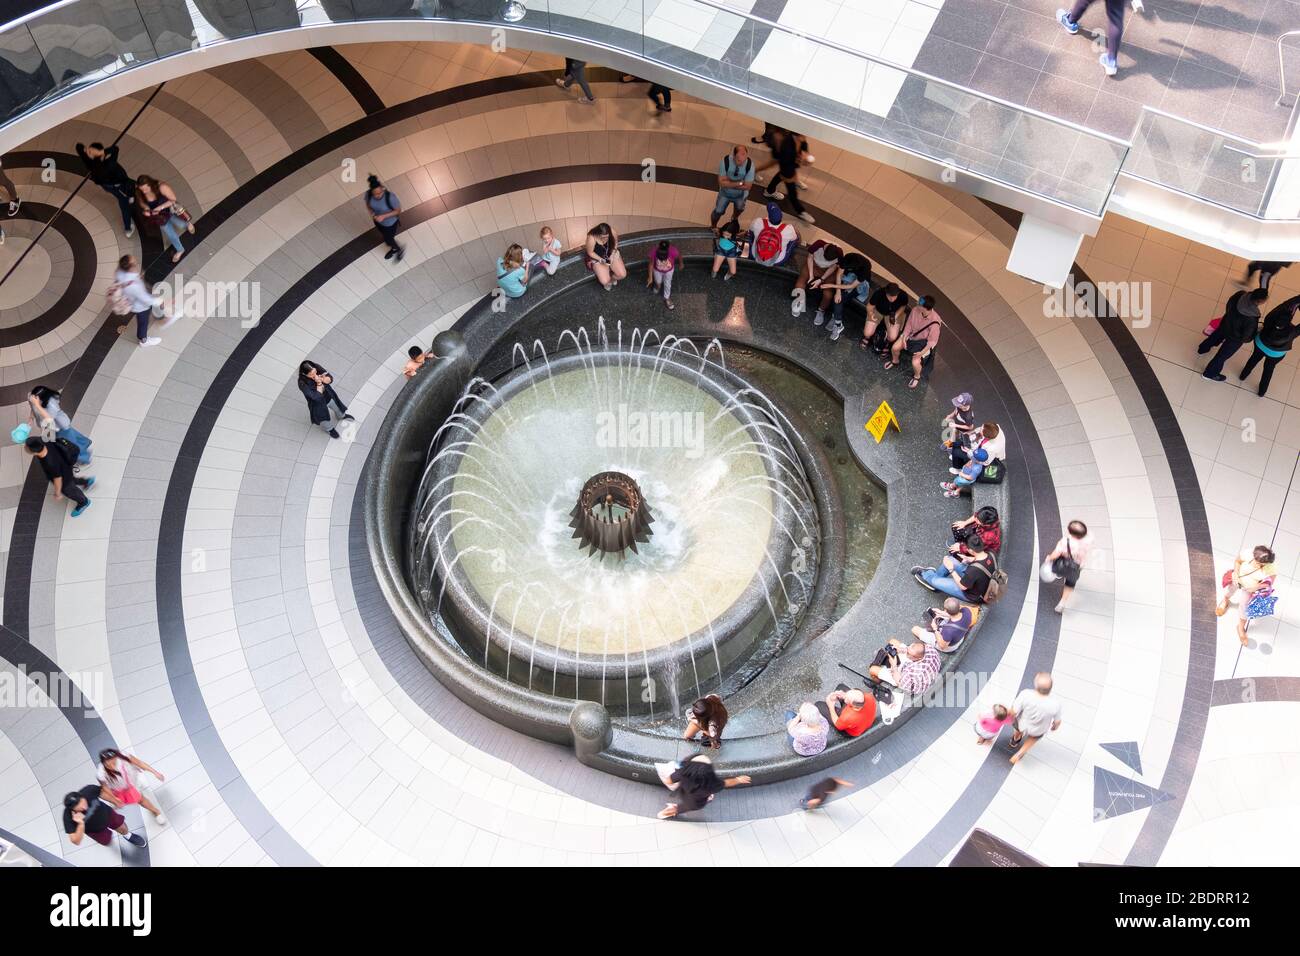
{"left": 98, "top": 748, "right": 167, "bottom": 824}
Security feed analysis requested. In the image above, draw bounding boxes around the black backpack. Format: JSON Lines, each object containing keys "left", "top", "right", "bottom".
{"left": 52, "top": 436, "right": 80, "bottom": 467}
{"left": 723, "top": 154, "right": 752, "bottom": 181}
{"left": 975, "top": 459, "right": 1006, "bottom": 484}
{"left": 966, "top": 558, "right": 1009, "bottom": 604}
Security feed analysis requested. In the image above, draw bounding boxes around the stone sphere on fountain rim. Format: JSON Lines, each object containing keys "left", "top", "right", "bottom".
{"left": 570, "top": 701, "right": 613, "bottom": 757}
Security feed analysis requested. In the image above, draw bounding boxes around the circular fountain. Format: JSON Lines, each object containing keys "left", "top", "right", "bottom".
{"left": 409, "top": 330, "right": 821, "bottom": 719}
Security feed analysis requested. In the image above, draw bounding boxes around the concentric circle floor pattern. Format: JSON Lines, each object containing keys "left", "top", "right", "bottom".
{"left": 0, "top": 39, "right": 1296, "bottom": 867}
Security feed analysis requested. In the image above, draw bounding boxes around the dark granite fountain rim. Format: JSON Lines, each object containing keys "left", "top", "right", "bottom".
{"left": 365, "top": 227, "right": 1033, "bottom": 782}
{"left": 414, "top": 348, "right": 816, "bottom": 683}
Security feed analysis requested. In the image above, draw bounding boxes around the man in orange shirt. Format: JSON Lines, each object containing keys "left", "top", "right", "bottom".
{"left": 822, "top": 685, "right": 876, "bottom": 737}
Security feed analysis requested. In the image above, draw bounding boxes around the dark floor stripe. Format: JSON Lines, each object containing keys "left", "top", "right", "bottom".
{"left": 721, "top": 0, "right": 792, "bottom": 68}
{"left": 0, "top": 200, "right": 96, "bottom": 347}
{"left": 0, "top": 624, "right": 150, "bottom": 866}
{"left": 308, "top": 46, "right": 385, "bottom": 115}
{"left": 980, "top": 201, "right": 1216, "bottom": 867}
{"left": 1212, "top": 676, "right": 1300, "bottom": 706}
{"left": 0, "top": 825, "right": 74, "bottom": 867}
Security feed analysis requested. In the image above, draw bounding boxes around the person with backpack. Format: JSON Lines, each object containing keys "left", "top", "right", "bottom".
{"left": 951, "top": 505, "right": 1001, "bottom": 554}
{"left": 112, "top": 254, "right": 172, "bottom": 348}
{"left": 912, "top": 531, "right": 1003, "bottom": 604}
{"left": 710, "top": 146, "right": 756, "bottom": 231}
{"left": 1237, "top": 293, "right": 1300, "bottom": 397}
{"left": 1042, "top": 520, "right": 1093, "bottom": 614}
{"left": 28, "top": 386, "right": 92, "bottom": 465}
{"left": 1199, "top": 287, "right": 1267, "bottom": 381}
{"left": 747, "top": 202, "right": 798, "bottom": 267}
{"left": 364, "top": 174, "right": 404, "bottom": 261}
{"left": 75, "top": 141, "right": 135, "bottom": 237}
{"left": 859, "top": 282, "right": 909, "bottom": 353}
{"left": 886, "top": 294, "right": 942, "bottom": 389}
{"left": 796, "top": 239, "right": 842, "bottom": 322}
{"left": 25, "top": 436, "right": 95, "bottom": 517}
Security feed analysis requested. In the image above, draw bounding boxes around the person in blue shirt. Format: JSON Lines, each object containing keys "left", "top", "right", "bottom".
{"left": 364, "top": 174, "right": 403, "bottom": 261}
{"left": 497, "top": 244, "right": 529, "bottom": 299}
{"left": 710, "top": 219, "right": 748, "bottom": 280}
{"left": 710, "top": 146, "right": 756, "bottom": 231}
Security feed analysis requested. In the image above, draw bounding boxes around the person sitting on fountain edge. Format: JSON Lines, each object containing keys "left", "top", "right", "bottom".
{"left": 868, "top": 639, "right": 940, "bottom": 698}
{"left": 821, "top": 684, "right": 876, "bottom": 737}
{"left": 683, "top": 694, "right": 728, "bottom": 750}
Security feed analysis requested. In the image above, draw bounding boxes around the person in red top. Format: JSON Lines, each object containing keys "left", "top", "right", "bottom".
{"left": 821, "top": 684, "right": 876, "bottom": 737}
{"left": 951, "top": 506, "right": 1000, "bottom": 554}
{"left": 886, "top": 295, "right": 942, "bottom": 389}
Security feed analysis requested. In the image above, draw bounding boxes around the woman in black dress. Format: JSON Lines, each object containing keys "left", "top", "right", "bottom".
{"left": 657, "top": 755, "right": 750, "bottom": 819}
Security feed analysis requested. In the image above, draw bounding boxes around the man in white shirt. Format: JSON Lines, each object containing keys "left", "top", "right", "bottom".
{"left": 1008, "top": 672, "right": 1063, "bottom": 766}
{"left": 748, "top": 202, "right": 798, "bottom": 267}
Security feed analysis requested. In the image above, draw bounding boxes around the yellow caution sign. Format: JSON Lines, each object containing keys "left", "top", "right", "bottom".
{"left": 864, "top": 400, "right": 900, "bottom": 444}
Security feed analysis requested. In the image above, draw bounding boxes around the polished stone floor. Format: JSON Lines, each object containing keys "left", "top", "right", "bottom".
{"left": 0, "top": 40, "right": 1297, "bottom": 867}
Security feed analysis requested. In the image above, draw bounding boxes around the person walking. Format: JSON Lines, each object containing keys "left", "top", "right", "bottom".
{"left": 763, "top": 127, "right": 815, "bottom": 223}
{"left": 25, "top": 436, "right": 94, "bottom": 517}
{"left": 1057, "top": 1, "right": 1128, "bottom": 77}
{"left": 75, "top": 141, "right": 135, "bottom": 237}
{"left": 135, "top": 175, "right": 193, "bottom": 263}
{"left": 97, "top": 749, "right": 166, "bottom": 825}
{"left": 112, "top": 254, "right": 169, "bottom": 347}
{"left": 1238, "top": 293, "right": 1300, "bottom": 397}
{"left": 645, "top": 239, "right": 681, "bottom": 310}
{"left": 801, "top": 777, "right": 853, "bottom": 810}
{"left": 656, "top": 754, "right": 750, "bottom": 819}
{"left": 28, "top": 385, "right": 92, "bottom": 465}
{"left": 647, "top": 83, "right": 672, "bottom": 112}
{"left": 710, "top": 145, "right": 756, "bottom": 231}
{"left": 0, "top": 158, "right": 18, "bottom": 245}
{"left": 1217, "top": 544, "right": 1278, "bottom": 647}
{"left": 364, "top": 174, "right": 404, "bottom": 261}
{"left": 555, "top": 58, "right": 595, "bottom": 103}
{"left": 63, "top": 786, "right": 146, "bottom": 849}
{"left": 1043, "top": 520, "right": 1093, "bottom": 613}
{"left": 1199, "top": 288, "right": 1267, "bottom": 381}
{"left": 1245, "top": 260, "right": 1291, "bottom": 292}
{"left": 1008, "top": 672, "right": 1063, "bottom": 766}
{"left": 299, "top": 360, "right": 354, "bottom": 439}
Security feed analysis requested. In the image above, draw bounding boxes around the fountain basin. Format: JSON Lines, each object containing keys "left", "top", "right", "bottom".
{"left": 412, "top": 349, "right": 819, "bottom": 716}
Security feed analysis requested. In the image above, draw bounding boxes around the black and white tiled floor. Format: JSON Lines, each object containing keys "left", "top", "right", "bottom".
{"left": 1, "top": 40, "right": 1297, "bottom": 867}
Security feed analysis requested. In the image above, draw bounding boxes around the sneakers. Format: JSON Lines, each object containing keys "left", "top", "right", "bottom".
{"left": 154, "top": 812, "right": 167, "bottom": 826}
{"left": 139, "top": 336, "right": 161, "bottom": 348}
{"left": 813, "top": 310, "right": 825, "bottom": 327}
{"left": 827, "top": 320, "right": 843, "bottom": 341}
{"left": 6, "top": 200, "right": 17, "bottom": 216}
{"left": 395, "top": 246, "right": 405, "bottom": 262}
{"left": 384, "top": 248, "right": 396, "bottom": 260}
{"left": 949, "top": 467, "right": 961, "bottom": 475}
{"left": 763, "top": 189, "right": 785, "bottom": 201}
{"left": 1056, "top": 9, "right": 1078, "bottom": 33}
{"left": 84, "top": 477, "right": 96, "bottom": 489}
{"left": 328, "top": 428, "right": 341, "bottom": 439}
{"left": 577, "top": 96, "right": 595, "bottom": 104}
{"left": 723, "top": 271, "right": 733, "bottom": 281}
{"left": 1204, "top": 372, "right": 1227, "bottom": 381}
{"left": 159, "top": 313, "right": 179, "bottom": 329}
{"left": 665, "top": 299, "right": 675, "bottom": 311}
{"left": 125, "top": 223, "right": 135, "bottom": 238}
{"left": 912, "top": 567, "right": 937, "bottom": 590}
{"left": 123, "top": 832, "right": 147, "bottom": 847}
{"left": 1054, "top": 601, "right": 1066, "bottom": 614}
{"left": 71, "top": 500, "right": 91, "bottom": 517}
{"left": 1099, "top": 53, "right": 1118, "bottom": 76}
{"left": 342, "top": 413, "right": 355, "bottom": 422}
{"left": 798, "top": 211, "right": 816, "bottom": 224}
{"left": 554, "top": 78, "right": 567, "bottom": 89}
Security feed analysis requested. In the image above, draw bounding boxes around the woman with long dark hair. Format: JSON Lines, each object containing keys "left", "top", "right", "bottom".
{"left": 28, "top": 385, "right": 93, "bottom": 465}
{"left": 97, "top": 748, "right": 166, "bottom": 825}
{"left": 583, "top": 222, "right": 626, "bottom": 290}
{"left": 299, "top": 360, "right": 354, "bottom": 439}
{"left": 135, "top": 175, "right": 194, "bottom": 263}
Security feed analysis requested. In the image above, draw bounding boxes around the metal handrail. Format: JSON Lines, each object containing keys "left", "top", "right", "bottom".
{"left": 1277, "top": 30, "right": 1300, "bottom": 107}
{"left": 691, "top": 0, "right": 1130, "bottom": 146}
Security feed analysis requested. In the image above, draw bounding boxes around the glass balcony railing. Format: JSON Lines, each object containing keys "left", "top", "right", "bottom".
{"left": 1121, "top": 107, "right": 1300, "bottom": 223}
{"left": 3, "top": 0, "right": 1133, "bottom": 216}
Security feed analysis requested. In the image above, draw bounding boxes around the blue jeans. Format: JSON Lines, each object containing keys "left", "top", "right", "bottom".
{"left": 923, "top": 563, "right": 967, "bottom": 600}
{"left": 57, "top": 426, "right": 93, "bottom": 464}
{"left": 159, "top": 213, "right": 187, "bottom": 253}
